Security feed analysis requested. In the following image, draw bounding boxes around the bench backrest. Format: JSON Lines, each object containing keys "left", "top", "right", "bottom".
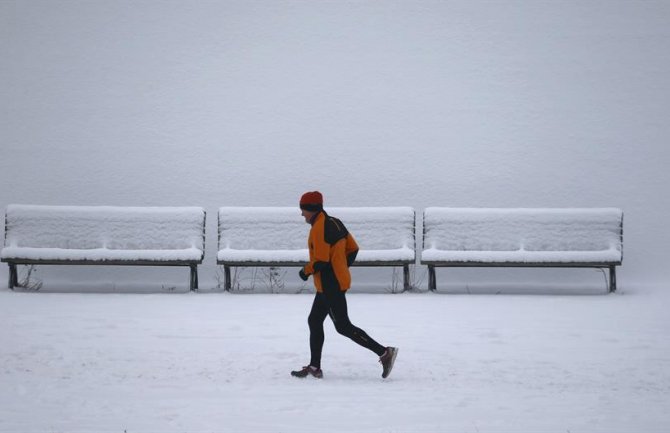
{"left": 423, "top": 207, "right": 623, "bottom": 261}
{"left": 218, "top": 207, "right": 415, "bottom": 259}
{"left": 4, "top": 205, "right": 206, "bottom": 251}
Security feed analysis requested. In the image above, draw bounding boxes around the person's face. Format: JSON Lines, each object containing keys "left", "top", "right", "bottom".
{"left": 301, "top": 208, "right": 316, "bottom": 223}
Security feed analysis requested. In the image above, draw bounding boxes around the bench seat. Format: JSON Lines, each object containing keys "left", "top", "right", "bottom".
{"left": 421, "top": 248, "right": 622, "bottom": 264}
{"left": 217, "top": 247, "right": 415, "bottom": 264}
{"left": 2, "top": 247, "right": 204, "bottom": 263}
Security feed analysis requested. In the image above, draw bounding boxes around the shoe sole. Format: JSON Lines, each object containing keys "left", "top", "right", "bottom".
{"left": 291, "top": 371, "right": 323, "bottom": 379}
{"left": 382, "top": 347, "right": 398, "bottom": 379}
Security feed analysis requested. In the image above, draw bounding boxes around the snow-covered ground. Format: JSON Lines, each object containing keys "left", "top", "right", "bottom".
{"left": 1, "top": 286, "right": 668, "bottom": 432}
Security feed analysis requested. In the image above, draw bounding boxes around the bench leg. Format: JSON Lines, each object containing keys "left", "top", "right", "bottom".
{"left": 189, "top": 265, "right": 198, "bottom": 291}
{"left": 428, "top": 265, "right": 437, "bottom": 292}
{"left": 224, "top": 265, "right": 231, "bottom": 291}
{"left": 609, "top": 265, "right": 617, "bottom": 293}
{"left": 8, "top": 263, "right": 17, "bottom": 290}
{"left": 403, "top": 264, "right": 411, "bottom": 291}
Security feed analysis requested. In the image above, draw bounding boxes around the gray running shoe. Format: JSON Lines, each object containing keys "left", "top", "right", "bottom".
{"left": 291, "top": 365, "right": 323, "bottom": 379}
{"left": 379, "top": 347, "right": 398, "bottom": 379}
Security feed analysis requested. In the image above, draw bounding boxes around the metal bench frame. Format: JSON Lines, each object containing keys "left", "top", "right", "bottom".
{"left": 217, "top": 260, "right": 413, "bottom": 292}
{"left": 3, "top": 259, "right": 201, "bottom": 291}
{"left": 423, "top": 261, "right": 620, "bottom": 293}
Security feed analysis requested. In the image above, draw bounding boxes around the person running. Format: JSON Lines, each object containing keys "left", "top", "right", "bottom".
{"left": 291, "top": 191, "right": 398, "bottom": 379}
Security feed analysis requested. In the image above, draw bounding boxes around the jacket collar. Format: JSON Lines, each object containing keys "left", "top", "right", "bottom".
{"left": 309, "top": 210, "right": 325, "bottom": 226}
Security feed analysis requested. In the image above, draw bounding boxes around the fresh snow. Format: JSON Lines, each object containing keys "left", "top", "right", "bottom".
{"left": 422, "top": 208, "right": 622, "bottom": 263}
{"left": 1, "top": 287, "right": 669, "bottom": 432}
{"left": 216, "top": 247, "right": 416, "bottom": 264}
{"left": 0, "top": 247, "right": 204, "bottom": 262}
{"left": 2, "top": 205, "right": 205, "bottom": 262}
{"left": 218, "top": 207, "right": 415, "bottom": 263}
{"left": 421, "top": 249, "right": 622, "bottom": 264}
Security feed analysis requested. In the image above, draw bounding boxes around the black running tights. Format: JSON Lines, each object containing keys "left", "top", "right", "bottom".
{"left": 307, "top": 287, "right": 386, "bottom": 368}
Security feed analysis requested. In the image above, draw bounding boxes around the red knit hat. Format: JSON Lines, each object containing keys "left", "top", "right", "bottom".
{"left": 300, "top": 191, "right": 323, "bottom": 211}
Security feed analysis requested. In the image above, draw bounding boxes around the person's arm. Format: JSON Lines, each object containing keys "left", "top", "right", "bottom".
{"left": 303, "top": 222, "right": 330, "bottom": 276}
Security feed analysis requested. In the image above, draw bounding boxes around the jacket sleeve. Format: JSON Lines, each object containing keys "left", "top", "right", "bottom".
{"left": 345, "top": 233, "right": 359, "bottom": 267}
{"left": 303, "top": 221, "right": 330, "bottom": 275}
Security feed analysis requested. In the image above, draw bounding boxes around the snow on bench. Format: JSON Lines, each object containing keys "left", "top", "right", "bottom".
{"left": 2, "top": 205, "right": 206, "bottom": 290}
{"left": 420, "top": 208, "right": 623, "bottom": 292}
{"left": 217, "top": 207, "right": 416, "bottom": 290}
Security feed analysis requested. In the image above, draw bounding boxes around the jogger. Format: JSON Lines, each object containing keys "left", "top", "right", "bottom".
{"left": 291, "top": 191, "right": 398, "bottom": 379}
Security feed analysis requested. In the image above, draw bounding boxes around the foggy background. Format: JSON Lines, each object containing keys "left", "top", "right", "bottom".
{"left": 2, "top": 0, "right": 669, "bottom": 291}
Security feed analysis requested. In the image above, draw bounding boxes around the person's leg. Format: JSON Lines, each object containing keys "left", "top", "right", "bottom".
{"left": 324, "top": 288, "right": 386, "bottom": 357}
{"left": 307, "top": 293, "right": 329, "bottom": 368}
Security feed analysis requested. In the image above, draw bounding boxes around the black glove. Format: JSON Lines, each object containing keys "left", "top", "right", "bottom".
{"left": 298, "top": 269, "right": 309, "bottom": 281}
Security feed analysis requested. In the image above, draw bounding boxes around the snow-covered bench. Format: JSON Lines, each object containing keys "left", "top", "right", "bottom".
{"left": 420, "top": 208, "right": 624, "bottom": 292}
{"left": 217, "top": 207, "right": 416, "bottom": 290}
{"left": 2, "top": 205, "right": 206, "bottom": 290}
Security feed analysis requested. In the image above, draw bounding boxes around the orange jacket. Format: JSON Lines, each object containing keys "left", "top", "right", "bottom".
{"left": 303, "top": 211, "right": 359, "bottom": 292}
